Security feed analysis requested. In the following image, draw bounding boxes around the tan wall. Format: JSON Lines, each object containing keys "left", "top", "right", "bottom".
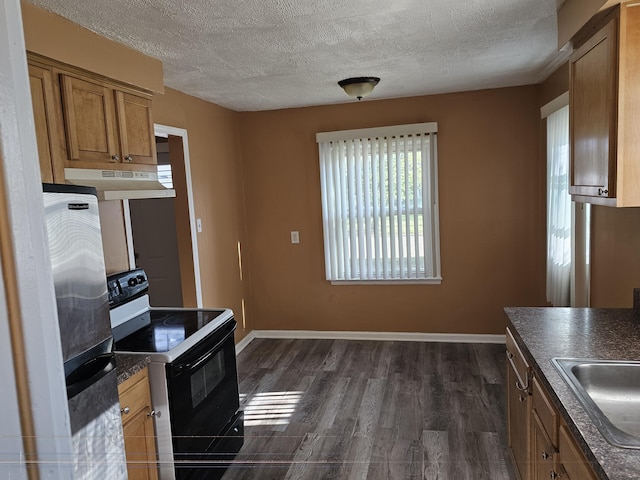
{"left": 239, "top": 86, "right": 546, "bottom": 335}
{"left": 591, "top": 207, "right": 640, "bottom": 307}
{"left": 540, "top": 63, "right": 569, "bottom": 107}
{"left": 21, "top": 2, "right": 163, "bottom": 93}
{"left": 153, "top": 88, "right": 251, "bottom": 341}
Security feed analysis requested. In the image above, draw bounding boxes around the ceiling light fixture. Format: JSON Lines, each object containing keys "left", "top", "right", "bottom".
{"left": 338, "top": 77, "right": 380, "bottom": 101}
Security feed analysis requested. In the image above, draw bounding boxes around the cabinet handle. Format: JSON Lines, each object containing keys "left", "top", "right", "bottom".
{"left": 515, "top": 380, "right": 529, "bottom": 392}
{"left": 598, "top": 188, "right": 608, "bottom": 196}
{"left": 550, "top": 471, "right": 564, "bottom": 479}
{"left": 125, "top": 154, "right": 133, "bottom": 162}
{"left": 541, "top": 450, "right": 551, "bottom": 460}
{"left": 111, "top": 154, "right": 120, "bottom": 162}
{"left": 518, "top": 394, "right": 526, "bottom": 402}
{"left": 121, "top": 406, "right": 130, "bottom": 414}
{"left": 147, "top": 409, "right": 157, "bottom": 417}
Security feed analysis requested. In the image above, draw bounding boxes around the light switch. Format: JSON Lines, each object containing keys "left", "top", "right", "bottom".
{"left": 196, "top": 218, "right": 203, "bottom": 233}
{"left": 290, "top": 231, "right": 300, "bottom": 244}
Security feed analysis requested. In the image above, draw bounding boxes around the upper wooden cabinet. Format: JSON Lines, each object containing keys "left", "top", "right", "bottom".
{"left": 28, "top": 63, "right": 65, "bottom": 183}
{"left": 569, "top": 4, "right": 640, "bottom": 206}
{"left": 27, "top": 53, "right": 157, "bottom": 183}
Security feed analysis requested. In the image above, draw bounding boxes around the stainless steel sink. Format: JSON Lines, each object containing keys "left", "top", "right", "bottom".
{"left": 552, "top": 358, "right": 640, "bottom": 449}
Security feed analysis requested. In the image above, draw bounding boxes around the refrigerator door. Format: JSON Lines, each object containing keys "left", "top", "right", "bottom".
{"left": 43, "top": 184, "right": 111, "bottom": 362}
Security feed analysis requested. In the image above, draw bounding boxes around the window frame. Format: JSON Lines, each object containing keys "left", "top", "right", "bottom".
{"left": 316, "top": 122, "right": 442, "bottom": 285}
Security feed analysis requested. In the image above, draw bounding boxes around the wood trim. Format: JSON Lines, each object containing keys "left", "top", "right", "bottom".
{"left": 0, "top": 152, "right": 40, "bottom": 480}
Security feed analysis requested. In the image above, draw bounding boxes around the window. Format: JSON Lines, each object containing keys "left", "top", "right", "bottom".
{"left": 316, "top": 123, "right": 441, "bottom": 284}
{"left": 545, "top": 101, "right": 591, "bottom": 307}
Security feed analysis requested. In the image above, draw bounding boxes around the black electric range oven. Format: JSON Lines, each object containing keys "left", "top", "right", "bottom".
{"left": 108, "top": 269, "right": 244, "bottom": 480}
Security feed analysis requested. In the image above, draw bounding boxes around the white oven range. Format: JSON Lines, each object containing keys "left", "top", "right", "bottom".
{"left": 108, "top": 268, "right": 243, "bottom": 480}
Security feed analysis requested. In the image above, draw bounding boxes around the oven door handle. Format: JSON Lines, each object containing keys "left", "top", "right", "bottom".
{"left": 172, "top": 322, "right": 236, "bottom": 374}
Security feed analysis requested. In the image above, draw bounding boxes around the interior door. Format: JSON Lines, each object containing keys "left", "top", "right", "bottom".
{"left": 129, "top": 197, "right": 183, "bottom": 307}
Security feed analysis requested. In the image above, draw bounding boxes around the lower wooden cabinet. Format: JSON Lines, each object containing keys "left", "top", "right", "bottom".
{"left": 506, "top": 327, "right": 531, "bottom": 480}
{"left": 506, "top": 328, "right": 598, "bottom": 480}
{"left": 558, "top": 424, "right": 598, "bottom": 480}
{"left": 118, "top": 367, "right": 159, "bottom": 480}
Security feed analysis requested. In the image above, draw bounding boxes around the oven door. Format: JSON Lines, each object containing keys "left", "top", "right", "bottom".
{"left": 166, "top": 318, "right": 240, "bottom": 467}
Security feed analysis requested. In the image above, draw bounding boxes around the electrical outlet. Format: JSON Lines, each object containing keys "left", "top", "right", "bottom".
{"left": 196, "top": 218, "right": 203, "bottom": 233}
{"left": 291, "top": 231, "right": 300, "bottom": 244}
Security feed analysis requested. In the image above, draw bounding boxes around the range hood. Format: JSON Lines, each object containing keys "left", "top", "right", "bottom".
{"left": 64, "top": 168, "right": 176, "bottom": 200}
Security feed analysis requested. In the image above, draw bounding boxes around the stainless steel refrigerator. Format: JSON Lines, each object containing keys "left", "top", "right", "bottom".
{"left": 42, "top": 184, "right": 127, "bottom": 479}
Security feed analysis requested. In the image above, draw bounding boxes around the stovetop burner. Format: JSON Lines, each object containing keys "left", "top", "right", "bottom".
{"left": 108, "top": 268, "right": 234, "bottom": 363}
{"left": 113, "top": 308, "right": 228, "bottom": 355}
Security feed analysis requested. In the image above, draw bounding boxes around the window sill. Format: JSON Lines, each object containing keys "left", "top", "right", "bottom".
{"left": 329, "top": 278, "right": 442, "bottom": 286}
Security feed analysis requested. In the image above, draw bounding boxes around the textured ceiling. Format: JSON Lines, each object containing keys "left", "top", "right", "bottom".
{"left": 26, "top": 0, "right": 568, "bottom": 112}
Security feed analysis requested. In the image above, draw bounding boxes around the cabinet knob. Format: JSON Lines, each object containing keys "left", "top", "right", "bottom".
{"left": 550, "top": 470, "right": 564, "bottom": 479}
{"left": 598, "top": 188, "right": 609, "bottom": 196}
{"left": 506, "top": 350, "right": 514, "bottom": 359}
{"left": 121, "top": 406, "right": 130, "bottom": 414}
{"left": 111, "top": 154, "right": 120, "bottom": 162}
{"left": 541, "top": 450, "right": 551, "bottom": 460}
{"left": 125, "top": 154, "right": 133, "bottom": 162}
{"left": 518, "top": 394, "right": 526, "bottom": 402}
{"left": 147, "top": 409, "right": 157, "bottom": 417}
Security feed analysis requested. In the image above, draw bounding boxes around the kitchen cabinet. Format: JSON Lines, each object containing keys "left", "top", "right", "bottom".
{"left": 558, "top": 423, "right": 598, "bottom": 480}
{"left": 27, "top": 62, "right": 65, "bottom": 183}
{"left": 531, "top": 377, "right": 559, "bottom": 480}
{"left": 569, "top": 3, "right": 640, "bottom": 207}
{"left": 26, "top": 53, "right": 157, "bottom": 183}
{"left": 118, "top": 367, "right": 158, "bottom": 480}
{"left": 506, "top": 327, "right": 598, "bottom": 480}
{"left": 61, "top": 74, "right": 156, "bottom": 169}
{"left": 506, "top": 327, "right": 531, "bottom": 480}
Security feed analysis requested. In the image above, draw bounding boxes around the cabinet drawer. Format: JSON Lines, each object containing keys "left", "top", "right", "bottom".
{"left": 532, "top": 376, "right": 559, "bottom": 448}
{"left": 118, "top": 368, "right": 151, "bottom": 421}
{"left": 506, "top": 327, "right": 530, "bottom": 392}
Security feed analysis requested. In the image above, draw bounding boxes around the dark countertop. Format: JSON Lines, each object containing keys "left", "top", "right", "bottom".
{"left": 115, "top": 353, "right": 150, "bottom": 385}
{"left": 504, "top": 307, "right": 640, "bottom": 480}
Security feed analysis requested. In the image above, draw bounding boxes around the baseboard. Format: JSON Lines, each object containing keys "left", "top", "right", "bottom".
{"left": 235, "top": 331, "right": 257, "bottom": 354}
{"left": 237, "top": 330, "right": 505, "bottom": 352}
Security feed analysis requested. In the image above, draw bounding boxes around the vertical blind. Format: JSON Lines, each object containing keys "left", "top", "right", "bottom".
{"left": 316, "top": 123, "right": 441, "bottom": 283}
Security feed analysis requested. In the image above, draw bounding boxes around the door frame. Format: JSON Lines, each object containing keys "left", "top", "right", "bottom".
{"left": 123, "top": 124, "right": 203, "bottom": 308}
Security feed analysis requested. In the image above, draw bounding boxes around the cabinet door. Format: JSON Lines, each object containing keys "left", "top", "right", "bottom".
{"left": 569, "top": 17, "right": 618, "bottom": 198}
{"left": 115, "top": 91, "right": 157, "bottom": 165}
{"left": 122, "top": 409, "right": 158, "bottom": 480}
{"left": 28, "top": 64, "right": 64, "bottom": 183}
{"left": 507, "top": 362, "right": 530, "bottom": 480}
{"left": 532, "top": 411, "right": 556, "bottom": 480}
{"left": 118, "top": 368, "right": 158, "bottom": 480}
{"left": 558, "top": 424, "right": 597, "bottom": 480}
{"left": 61, "top": 75, "right": 120, "bottom": 165}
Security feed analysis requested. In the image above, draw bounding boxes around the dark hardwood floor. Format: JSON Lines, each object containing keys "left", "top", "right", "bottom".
{"left": 222, "top": 339, "right": 516, "bottom": 480}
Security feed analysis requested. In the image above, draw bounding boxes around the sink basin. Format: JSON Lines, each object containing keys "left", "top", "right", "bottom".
{"left": 552, "top": 358, "right": 640, "bottom": 449}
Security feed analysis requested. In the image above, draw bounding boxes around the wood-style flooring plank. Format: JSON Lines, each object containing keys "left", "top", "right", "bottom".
{"left": 222, "top": 339, "right": 515, "bottom": 480}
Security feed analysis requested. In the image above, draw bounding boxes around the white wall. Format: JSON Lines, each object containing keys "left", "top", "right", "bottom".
{"left": 0, "top": 0, "right": 73, "bottom": 478}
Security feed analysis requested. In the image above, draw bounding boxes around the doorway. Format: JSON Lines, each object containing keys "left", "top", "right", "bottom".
{"left": 124, "top": 125, "right": 202, "bottom": 308}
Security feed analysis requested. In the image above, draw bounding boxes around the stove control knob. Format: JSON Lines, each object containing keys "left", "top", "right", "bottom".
{"left": 137, "top": 275, "right": 146, "bottom": 284}
{"left": 128, "top": 277, "right": 137, "bottom": 287}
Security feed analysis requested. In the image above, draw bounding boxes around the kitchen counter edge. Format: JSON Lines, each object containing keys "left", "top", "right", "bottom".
{"left": 504, "top": 306, "right": 640, "bottom": 480}
{"left": 115, "top": 353, "right": 150, "bottom": 385}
